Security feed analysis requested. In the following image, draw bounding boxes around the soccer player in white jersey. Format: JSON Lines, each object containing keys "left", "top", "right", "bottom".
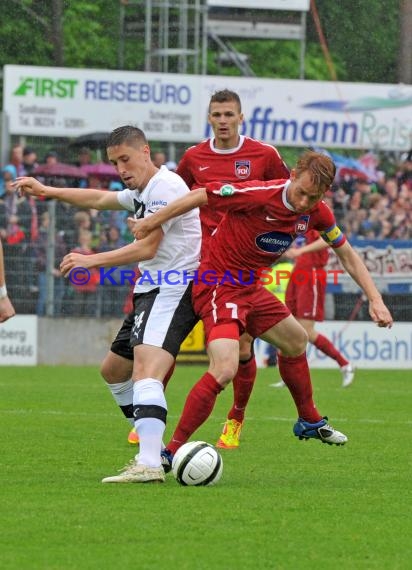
{"left": 0, "top": 238, "right": 16, "bottom": 322}
{"left": 15, "top": 125, "right": 201, "bottom": 483}
{"left": 130, "top": 151, "right": 393, "bottom": 462}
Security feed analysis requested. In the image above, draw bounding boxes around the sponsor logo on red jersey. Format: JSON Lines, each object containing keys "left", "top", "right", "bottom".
{"left": 235, "top": 160, "right": 251, "bottom": 179}
{"left": 255, "top": 231, "right": 293, "bottom": 254}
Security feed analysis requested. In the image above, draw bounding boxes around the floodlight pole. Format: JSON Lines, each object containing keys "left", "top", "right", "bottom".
{"left": 46, "top": 200, "right": 56, "bottom": 318}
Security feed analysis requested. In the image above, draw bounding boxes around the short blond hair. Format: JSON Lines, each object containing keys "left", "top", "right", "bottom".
{"left": 295, "top": 151, "right": 336, "bottom": 190}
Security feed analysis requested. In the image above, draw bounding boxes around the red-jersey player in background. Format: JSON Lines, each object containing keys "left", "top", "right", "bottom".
{"left": 130, "top": 151, "right": 393, "bottom": 464}
{"left": 175, "top": 89, "right": 289, "bottom": 450}
{"left": 273, "top": 230, "right": 355, "bottom": 388}
{"left": 128, "top": 88, "right": 289, "bottom": 449}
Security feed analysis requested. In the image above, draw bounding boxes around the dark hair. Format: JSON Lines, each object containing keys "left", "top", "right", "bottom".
{"left": 295, "top": 151, "right": 336, "bottom": 190}
{"left": 45, "top": 150, "right": 58, "bottom": 159}
{"left": 106, "top": 126, "right": 148, "bottom": 149}
{"left": 209, "top": 89, "right": 241, "bottom": 113}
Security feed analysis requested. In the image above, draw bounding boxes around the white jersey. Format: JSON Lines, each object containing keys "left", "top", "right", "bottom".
{"left": 117, "top": 166, "right": 201, "bottom": 293}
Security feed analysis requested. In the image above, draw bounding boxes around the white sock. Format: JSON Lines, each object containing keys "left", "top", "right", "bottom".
{"left": 133, "top": 379, "right": 167, "bottom": 468}
{"left": 105, "top": 380, "right": 134, "bottom": 426}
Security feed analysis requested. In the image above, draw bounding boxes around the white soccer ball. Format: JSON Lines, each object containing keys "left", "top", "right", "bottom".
{"left": 172, "top": 441, "right": 223, "bottom": 486}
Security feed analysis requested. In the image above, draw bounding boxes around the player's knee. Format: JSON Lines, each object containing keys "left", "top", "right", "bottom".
{"left": 210, "top": 361, "right": 238, "bottom": 387}
{"left": 239, "top": 336, "right": 254, "bottom": 361}
{"left": 100, "top": 358, "right": 113, "bottom": 382}
{"left": 100, "top": 354, "right": 131, "bottom": 384}
{"left": 287, "top": 328, "right": 308, "bottom": 355}
{"left": 278, "top": 326, "right": 308, "bottom": 356}
{"left": 239, "top": 346, "right": 252, "bottom": 361}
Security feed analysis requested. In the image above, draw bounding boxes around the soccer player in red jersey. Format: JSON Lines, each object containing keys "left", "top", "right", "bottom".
{"left": 282, "top": 230, "right": 355, "bottom": 388}
{"left": 130, "top": 151, "right": 393, "bottom": 462}
{"left": 177, "top": 89, "right": 289, "bottom": 450}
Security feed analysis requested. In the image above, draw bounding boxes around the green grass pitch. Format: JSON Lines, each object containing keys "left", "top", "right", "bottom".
{"left": 1, "top": 365, "right": 411, "bottom": 569}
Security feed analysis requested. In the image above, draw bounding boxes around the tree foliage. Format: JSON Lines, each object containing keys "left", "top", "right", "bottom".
{"left": 63, "top": 2, "right": 118, "bottom": 68}
{"left": 207, "top": 39, "right": 346, "bottom": 81}
{"left": 1, "top": 0, "right": 53, "bottom": 66}
{"left": 0, "top": 0, "right": 402, "bottom": 83}
{"left": 307, "top": 0, "right": 400, "bottom": 83}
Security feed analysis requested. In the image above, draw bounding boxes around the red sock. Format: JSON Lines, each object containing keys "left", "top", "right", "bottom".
{"left": 227, "top": 357, "right": 257, "bottom": 422}
{"left": 313, "top": 334, "right": 349, "bottom": 367}
{"left": 163, "top": 362, "right": 176, "bottom": 391}
{"left": 167, "top": 372, "right": 224, "bottom": 454}
{"left": 278, "top": 353, "right": 322, "bottom": 422}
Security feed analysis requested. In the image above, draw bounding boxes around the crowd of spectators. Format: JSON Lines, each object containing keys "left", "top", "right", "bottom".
{"left": 330, "top": 153, "right": 412, "bottom": 241}
{"left": 0, "top": 143, "right": 137, "bottom": 316}
{"left": 1, "top": 142, "right": 411, "bottom": 317}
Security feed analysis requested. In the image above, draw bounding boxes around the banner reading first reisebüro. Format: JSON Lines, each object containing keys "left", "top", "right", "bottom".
{"left": 3, "top": 65, "right": 412, "bottom": 151}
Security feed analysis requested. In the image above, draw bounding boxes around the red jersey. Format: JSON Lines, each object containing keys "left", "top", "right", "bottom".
{"left": 200, "top": 179, "right": 346, "bottom": 283}
{"left": 176, "top": 135, "right": 289, "bottom": 242}
{"left": 294, "top": 229, "right": 329, "bottom": 269}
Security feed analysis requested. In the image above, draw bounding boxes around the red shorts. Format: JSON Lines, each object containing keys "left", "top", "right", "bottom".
{"left": 285, "top": 270, "right": 326, "bottom": 321}
{"left": 192, "top": 281, "right": 291, "bottom": 344}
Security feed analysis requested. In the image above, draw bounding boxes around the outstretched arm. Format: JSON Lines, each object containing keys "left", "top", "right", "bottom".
{"left": 334, "top": 241, "right": 393, "bottom": 328}
{"left": 14, "top": 177, "right": 122, "bottom": 210}
{"left": 129, "top": 188, "right": 207, "bottom": 239}
{"left": 60, "top": 228, "right": 163, "bottom": 276}
{"left": 0, "top": 239, "right": 16, "bottom": 322}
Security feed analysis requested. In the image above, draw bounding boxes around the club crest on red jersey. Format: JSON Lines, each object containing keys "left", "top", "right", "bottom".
{"left": 295, "top": 215, "right": 310, "bottom": 234}
{"left": 235, "top": 160, "right": 251, "bottom": 179}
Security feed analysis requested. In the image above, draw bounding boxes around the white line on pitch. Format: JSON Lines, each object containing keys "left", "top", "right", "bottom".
{"left": 1, "top": 409, "right": 410, "bottom": 425}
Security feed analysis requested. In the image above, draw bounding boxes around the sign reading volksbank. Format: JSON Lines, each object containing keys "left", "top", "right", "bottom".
{"left": 4, "top": 65, "right": 412, "bottom": 150}
{"left": 306, "top": 322, "right": 412, "bottom": 369}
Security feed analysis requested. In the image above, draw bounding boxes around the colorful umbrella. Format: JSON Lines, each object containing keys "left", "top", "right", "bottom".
{"left": 80, "top": 163, "right": 120, "bottom": 179}
{"left": 33, "top": 163, "right": 87, "bottom": 178}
